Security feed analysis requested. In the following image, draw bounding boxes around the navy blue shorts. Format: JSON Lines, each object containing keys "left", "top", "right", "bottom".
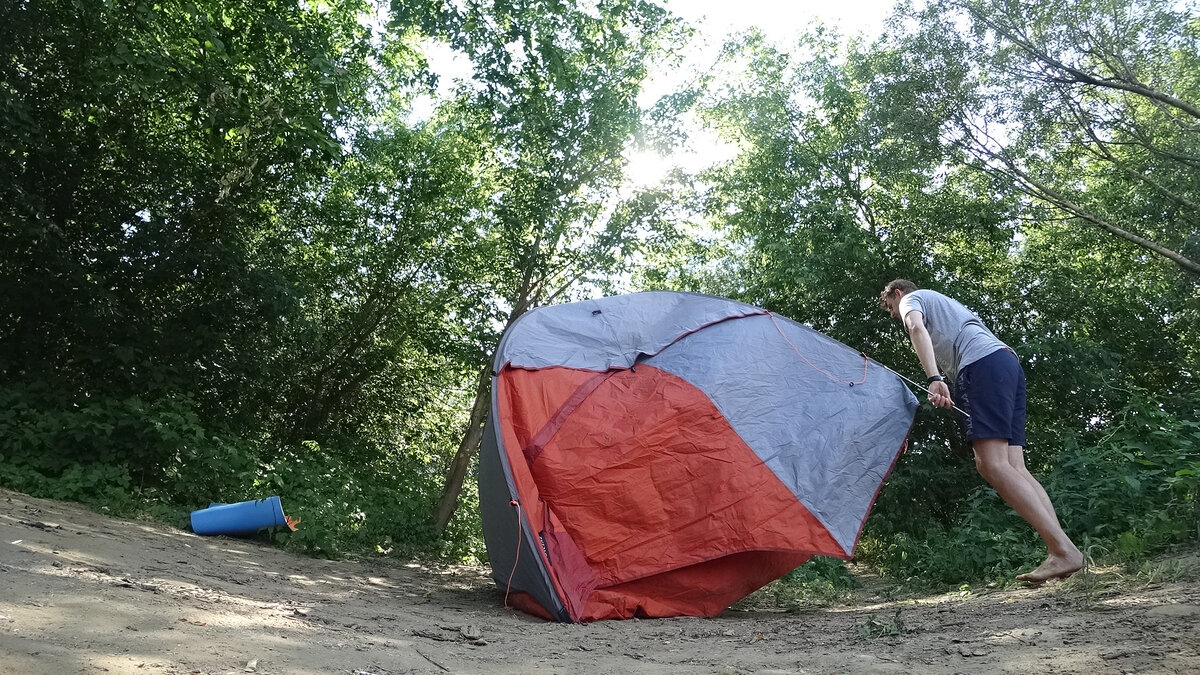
{"left": 955, "top": 348, "right": 1027, "bottom": 446}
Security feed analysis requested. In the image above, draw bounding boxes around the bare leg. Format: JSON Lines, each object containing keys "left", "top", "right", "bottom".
{"left": 1006, "top": 445, "right": 1056, "bottom": 525}
{"left": 973, "top": 439, "right": 1082, "bottom": 582}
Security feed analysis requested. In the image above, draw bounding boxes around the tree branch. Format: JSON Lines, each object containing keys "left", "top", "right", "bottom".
{"left": 962, "top": 2, "right": 1200, "bottom": 121}
{"left": 1063, "top": 95, "right": 1200, "bottom": 217}
{"left": 957, "top": 121, "right": 1200, "bottom": 275}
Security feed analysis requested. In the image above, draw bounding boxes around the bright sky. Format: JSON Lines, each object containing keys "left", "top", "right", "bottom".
{"left": 627, "top": 0, "right": 901, "bottom": 185}
{"left": 643, "top": 0, "right": 899, "bottom": 100}
{"left": 663, "top": 0, "right": 897, "bottom": 45}
{"left": 411, "top": 1, "right": 902, "bottom": 183}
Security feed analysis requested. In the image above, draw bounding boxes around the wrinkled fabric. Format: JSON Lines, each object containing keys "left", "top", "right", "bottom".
{"left": 479, "top": 292, "right": 918, "bottom": 621}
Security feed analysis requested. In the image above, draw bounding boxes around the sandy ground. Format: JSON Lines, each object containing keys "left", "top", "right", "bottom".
{"left": 2, "top": 488, "right": 1199, "bottom": 675}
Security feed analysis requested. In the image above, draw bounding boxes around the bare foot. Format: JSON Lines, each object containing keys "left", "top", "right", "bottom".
{"left": 1016, "top": 551, "right": 1084, "bottom": 583}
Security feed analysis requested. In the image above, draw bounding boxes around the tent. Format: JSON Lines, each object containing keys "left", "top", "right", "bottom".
{"left": 478, "top": 291, "right": 917, "bottom": 621}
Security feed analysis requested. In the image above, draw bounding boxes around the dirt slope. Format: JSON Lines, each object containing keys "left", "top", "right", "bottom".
{"left": 2, "top": 488, "right": 1197, "bottom": 674}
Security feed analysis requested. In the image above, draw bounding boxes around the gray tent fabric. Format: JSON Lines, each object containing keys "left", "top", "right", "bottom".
{"left": 498, "top": 291, "right": 766, "bottom": 371}
{"left": 642, "top": 312, "right": 913, "bottom": 554}
{"left": 477, "top": 407, "right": 569, "bottom": 621}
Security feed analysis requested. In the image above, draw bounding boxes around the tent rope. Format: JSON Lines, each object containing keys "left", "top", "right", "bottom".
{"left": 768, "top": 313, "right": 868, "bottom": 385}
{"left": 504, "top": 499, "right": 521, "bottom": 610}
{"left": 859, "top": 352, "right": 971, "bottom": 418}
{"left": 767, "top": 313, "right": 970, "bottom": 417}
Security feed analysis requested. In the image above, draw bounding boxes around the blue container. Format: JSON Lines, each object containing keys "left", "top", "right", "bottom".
{"left": 190, "top": 496, "right": 287, "bottom": 536}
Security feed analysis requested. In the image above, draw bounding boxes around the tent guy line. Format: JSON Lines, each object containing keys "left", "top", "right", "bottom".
{"left": 767, "top": 313, "right": 868, "bottom": 385}
{"left": 859, "top": 353, "right": 969, "bottom": 415}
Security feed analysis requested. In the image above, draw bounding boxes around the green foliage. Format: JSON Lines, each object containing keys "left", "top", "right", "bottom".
{"left": 405, "top": 0, "right": 690, "bottom": 530}
{"left": 0, "top": 379, "right": 482, "bottom": 559}
{"left": 917, "top": 0, "right": 1200, "bottom": 276}
{"left": 857, "top": 503, "right": 1044, "bottom": 586}
{"left": 855, "top": 608, "right": 906, "bottom": 639}
{"left": 0, "top": 0, "right": 476, "bottom": 559}
{"left": 258, "top": 443, "right": 426, "bottom": 558}
{"left": 0, "top": 381, "right": 254, "bottom": 502}
{"left": 789, "top": 555, "right": 859, "bottom": 589}
{"left": 1047, "top": 391, "right": 1200, "bottom": 560}
{"left": 1, "top": 0, "right": 679, "bottom": 563}
{"left": 857, "top": 390, "right": 1200, "bottom": 585}
{"left": 2, "top": 0, "right": 1198, "bottom": 592}
{"left": 739, "top": 556, "right": 860, "bottom": 609}
{"left": 644, "top": 0, "right": 1200, "bottom": 590}
{"left": 0, "top": 457, "right": 134, "bottom": 511}
{"left": 257, "top": 437, "right": 483, "bottom": 560}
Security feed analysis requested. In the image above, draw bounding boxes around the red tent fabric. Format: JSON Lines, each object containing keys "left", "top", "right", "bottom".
{"left": 478, "top": 292, "right": 916, "bottom": 621}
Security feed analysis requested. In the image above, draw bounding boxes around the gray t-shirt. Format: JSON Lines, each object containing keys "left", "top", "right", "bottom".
{"left": 898, "top": 289, "right": 1008, "bottom": 380}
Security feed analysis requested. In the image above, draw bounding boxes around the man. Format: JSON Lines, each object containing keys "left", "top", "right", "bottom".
{"left": 880, "top": 279, "right": 1083, "bottom": 583}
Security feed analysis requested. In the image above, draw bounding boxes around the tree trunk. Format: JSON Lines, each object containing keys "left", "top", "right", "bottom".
{"left": 431, "top": 267, "right": 546, "bottom": 532}
{"left": 431, "top": 364, "right": 493, "bottom": 533}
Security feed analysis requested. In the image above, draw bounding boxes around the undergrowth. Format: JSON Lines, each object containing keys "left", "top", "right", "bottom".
{"left": 737, "top": 555, "right": 862, "bottom": 610}
{"left": 1, "top": 384, "right": 1195, "bottom": 593}
{"left": 0, "top": 385, "right": 483, "bottom": 562}
{"left": 852, "top": 390, "right": 1200, "bottom": 591}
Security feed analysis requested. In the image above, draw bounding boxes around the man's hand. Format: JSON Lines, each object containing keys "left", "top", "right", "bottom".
{"left": 927, "top": 379, "right": 953, "bottom": 408}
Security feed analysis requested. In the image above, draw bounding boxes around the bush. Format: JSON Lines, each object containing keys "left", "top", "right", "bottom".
{"left": 857, "top": 389, "right": 1200, "bottom": 585}
{"left": 0, "top": 384, "right": 486, "bottom": 562}
{"left": 1047, "top": 391, "right": 1200, "bottom": 563}
{"left": 0, "top": 382, "right": 265, "bottom": 519}
{"left": 257, "top": 441, "right": 446, "bottom": 559}
{"left": 741, "top": 556, "right": 859, "bottom": 608}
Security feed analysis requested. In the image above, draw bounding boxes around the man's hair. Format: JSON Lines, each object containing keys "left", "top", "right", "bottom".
{"left": 879, "top": 278, "right": 918, "bottom": 306}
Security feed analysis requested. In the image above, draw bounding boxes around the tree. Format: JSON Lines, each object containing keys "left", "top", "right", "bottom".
{"left": 666, "top": 5, "right": 1200, "bottom": 581}
{"left": 666, "top": 28, "right": 1018, "bottom": 531}
{"left": 0, "top": 0, "right": 384, "bottom": 469}
{"left": 920, "top": 0, "right": 1200, "bottom": 275}
{"left": 396, "top": 0, "right": 687, "bottom": 532}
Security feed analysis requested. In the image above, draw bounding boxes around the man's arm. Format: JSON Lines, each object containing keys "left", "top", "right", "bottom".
{"left": 903, "top": 310, "right": 939, "bottom": 378}
{"left": 903, "top": 310, "right": 953, "bottom": 408}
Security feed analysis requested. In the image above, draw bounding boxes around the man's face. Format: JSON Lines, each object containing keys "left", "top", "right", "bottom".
{"left": 882, "top": 291, "right": 901, "bottom": 320}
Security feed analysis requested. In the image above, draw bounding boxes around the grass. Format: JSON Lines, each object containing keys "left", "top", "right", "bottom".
{"left": 731, "top": 546, "right": 1200, "bottom": 616}
{"left": 1051, "top": 549, "right": 1200, "bottom": 609}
